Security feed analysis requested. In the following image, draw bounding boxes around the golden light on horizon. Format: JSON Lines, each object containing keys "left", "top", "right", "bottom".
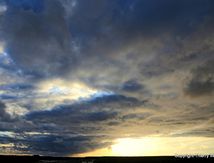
{"left": 111, "top": 137, "right": 161, "bottom": 156}
{"left": 72, "top": 148, "right": 113, "bottom": 157}
{"left": 111, "top": 137, "right": 214, "bottom": 156}
{"left": 72, "top": 137, "right": 214, "bottom": 157}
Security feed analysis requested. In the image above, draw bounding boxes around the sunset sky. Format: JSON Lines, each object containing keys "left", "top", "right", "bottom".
{"left": 0, "top": 0, "right": 214, "bottom": 156}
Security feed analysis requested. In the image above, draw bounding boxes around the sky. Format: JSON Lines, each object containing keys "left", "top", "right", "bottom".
{"left": 0, "top": 0, "right": 214, "bottom": 157}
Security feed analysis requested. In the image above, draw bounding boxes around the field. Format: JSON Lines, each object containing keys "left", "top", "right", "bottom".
{"left": 0, "top": 155, "right": 213, "bottom": 163}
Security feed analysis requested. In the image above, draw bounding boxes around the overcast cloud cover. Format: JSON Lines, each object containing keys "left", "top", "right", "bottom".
{"left": 0, "top": 0, "right": 214, "bottom": 156}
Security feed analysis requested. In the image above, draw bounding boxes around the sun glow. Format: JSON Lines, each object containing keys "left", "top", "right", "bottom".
{"left": 73, "top": 137, "right": 214, "bottom": 157}
{"left": 111, "top": 137, "right": 161, "bottom": 156}
{"left": 111, "top": 137, "right": 214, "bottom": 156}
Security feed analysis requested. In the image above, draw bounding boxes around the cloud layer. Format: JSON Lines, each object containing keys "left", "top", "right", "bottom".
{"left": 0, "top": 0, "right": 214, "bottom": 156}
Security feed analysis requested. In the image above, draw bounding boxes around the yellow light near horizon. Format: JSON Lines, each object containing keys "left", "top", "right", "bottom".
{"left": 72, "top": 148, "right": 112, "bottom": 157}
{"left": 111, "top": 137, "right": 214, "bottom": 156}
{"left": 111, "top": 137, "right": 159, "bottom": 156}
{"left": 72, "top": 137, "right": 214, "bottom": 157}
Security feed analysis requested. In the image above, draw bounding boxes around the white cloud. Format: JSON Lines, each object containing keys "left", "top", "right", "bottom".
{"left": 0, "top": 4, "right": 7, "bottom": 14}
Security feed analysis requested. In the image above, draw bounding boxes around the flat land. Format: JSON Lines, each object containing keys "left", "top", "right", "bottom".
{"left": 0, "top": 155, "right": 213, "bottom": 163}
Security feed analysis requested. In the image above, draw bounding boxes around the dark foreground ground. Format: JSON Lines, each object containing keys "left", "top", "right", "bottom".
{"left": 0, "top": 155, "right": 214, "bottom": 163}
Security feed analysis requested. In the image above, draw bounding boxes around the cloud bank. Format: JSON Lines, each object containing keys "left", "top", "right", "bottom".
{"left": 0, "top": 0, "right": 214, "bottom": 156}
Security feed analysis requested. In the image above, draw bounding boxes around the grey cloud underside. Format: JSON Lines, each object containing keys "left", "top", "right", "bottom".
{"left": 25, "top": 94, "right": 146, "bottom": 132}
{"left": 185, "top": 60, "right": 214, "bottom": 97}
{"left": 2, "top": 0, "right": 73, "bottom": 77}
{"left": 0, "top": 101, "right": 13, "bottom": 122}
{"left": 0, "top": 94, "right": 146, "bottom": 155}
{"left": 0, "top": 134, "right": 111, "bottom": 156}
{"left": 1, "top": 94, "right": 214, "bottom": 155}
{"left": 0, "top": 0, "right": 214, "bottom": 156}
{"left": 1, "top": 0, "right": 214, "bottom": 79}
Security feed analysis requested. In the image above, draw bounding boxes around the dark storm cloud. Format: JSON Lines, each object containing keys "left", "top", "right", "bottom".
{"left": 121, "top": 80, "right": 143, "bottom": 92}
{"left": 21, "top": 135, "right": 107, "bottom": 156}
{"left": 67, "top": 0, "right": 214, "bottom": 55}
{"left": 0, "top": 83, "right": 34, "bottom": 91}
{"left": 20, "top": 94, "right": 143, "bottom": 133}
{"left": 0, "top": 63, "right": 16, "bottom": 72}
{"left": 185, "top": 60, "right": 214, "bottom": 97}
{"left": 15, "top": 94, "right": 147, "bottom": 155}
{"left": 1, "top": 0, "right": 73, "bottom": 77}
{"left": 3, "top": 94, "right": 144, "bottom": 155}
{"left": 0, "top": 94, "right": 18, "bottom": 100}
{"left": 68, "top": 0, "right": 214, "bottom": 38}
{"left": 26, "top": 94, "right": 145, "bottom": 123}
{"left": 0, "top": 135, "right": 14, "bottom": 145}
{"left": 60, "top": 0, "right": 214, "bottom": 94}
{"left": 86, "top": 111, "right": 118, "bottom": 122}
{"left": 0, "top": 133, "right": 111, "bottom": 156}
{"left": 88, "top": 94, "right": 144, "bottom": 106}
{"left": 1, "top": 0, "right": 214, "bottom": 78}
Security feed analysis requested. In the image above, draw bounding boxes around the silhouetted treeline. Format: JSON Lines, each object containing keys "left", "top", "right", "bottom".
{"left": 0, "top": 155, "right": 214, "bottom": 163}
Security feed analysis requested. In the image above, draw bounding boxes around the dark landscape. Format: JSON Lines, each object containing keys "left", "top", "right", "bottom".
{"left": 0, "top": 155, "right": 214, "bottom": 163}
